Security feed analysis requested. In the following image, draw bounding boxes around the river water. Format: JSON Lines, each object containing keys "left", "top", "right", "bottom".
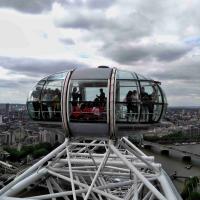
{"left": 141, "top": 144, "right": 200, "bottom": 193}
{"left": 168, "top": 143, "right": 200, "bottom": 154}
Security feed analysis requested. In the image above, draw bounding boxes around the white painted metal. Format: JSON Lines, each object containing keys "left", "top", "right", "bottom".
{"left": 66, "top": 139, "right": 77, "bottom": 200}
{"left": 122, "top": 137, "right": 146, "bottom": 156}
{"left": 0, "top": 137, "right": 182, "bottom": 200}
{"left": 109, "top": 68, "right": 117, "bottom": 138}
{"left": 109, "top": 142, "right": 167, "bottom": 200}
{"left": 3, "top": 168, "right": 47, "bottom": 197}
{"left": 0, "top": 140, "right": 67, "bottom": 196}
{"left": 56, "top": 158, "right": 161, "bottom": 169}
{"left": 61, "top": 70, "right": 73, "bottom": 137}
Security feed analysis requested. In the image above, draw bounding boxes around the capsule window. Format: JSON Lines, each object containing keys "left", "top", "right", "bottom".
{"left": 116, "top": 80, "right": 140, "bottom": 123}
{"left": 40, "top": 80, "right": 63, "bottom": 121}
{"left": 139, "top": 81, "right": 163, "bottom": 122}
{"left": 117, "top": 70, "right": 136, "bottom": 79}
{"left": 69, "top": 80, "right": 108, "bottom": 122}
{"left": 27, "top": 80, "right": 45, "bottom": 120}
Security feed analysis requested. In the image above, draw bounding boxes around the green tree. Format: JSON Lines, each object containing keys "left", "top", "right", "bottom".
{"left": 33, "top": 148, "right": 48, "bottom": 158}
{"left": 181, "top": 177, "right": 200, "bottom": 199}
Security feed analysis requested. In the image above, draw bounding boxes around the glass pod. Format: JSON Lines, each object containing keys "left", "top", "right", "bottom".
{"left": 27, "top": 67, "right": 167, "bottom": 139}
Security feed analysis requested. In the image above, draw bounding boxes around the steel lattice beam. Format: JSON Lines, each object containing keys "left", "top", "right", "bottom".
{"left": 0, "top": 137, "right": 182, "bottom": 200}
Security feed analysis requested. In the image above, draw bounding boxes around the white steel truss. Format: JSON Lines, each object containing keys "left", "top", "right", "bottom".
{"left": 0, "top": 137, "right": 182, "bottom": 200}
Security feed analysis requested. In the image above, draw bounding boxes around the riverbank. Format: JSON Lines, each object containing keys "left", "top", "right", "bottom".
{"left": 140, "top": 146, "right": 200, "bottom": 193}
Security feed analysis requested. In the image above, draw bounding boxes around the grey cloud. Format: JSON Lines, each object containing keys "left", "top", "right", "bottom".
{"left": 86, "top": 0, "right": 116, "bottom": 9}
{"left": 54, "top": 12, "right": 114, "bottom": 30}
{"left": 54, "top": 0, "right": 200, "bottom": 42}
{"left": 136, "top": 0, "right": 200, "bottom": 36}
{"left": 154, "top": 73, "right": 200, "bottom": 107}
{"left": 0, "top": 78, "right": 32, "bottom": 88}
{"left": 59, "top": 38, "right": 75, "bottom": 45}
{"left": 136, "top": 0, "right": 168, "bottom": 22}
{"left": 102, "top": 43, "right": 192, "bottom": 64}
{"left": 0, "top": 78, "right": 34, "bottom": 103}
{"left": 150, "top": 59, "right": 200, "bottom": 81}
{"left": 115, "top": 12, "right": 153, "bottom": 41}
{"left": 145, "top": 57, "right": 200, "bottom": 105}
{"left": 162, "top": 80, "right": 200, "bottom": 106}
{"left": 0, "top": 56, "right": 88, "bottom": 77}
{"left": 58, "top": 0, "right": 116, "bottom": 9}
{"left": 0, "top": 0, "right": 55, "bottom": 14}
{"left": 53, "top": 0, "right": 160, "bottom": 44}
{"left": 0, "top": 55, "right": 89, "bottom": 103}
{"left": 167, "top": 85, "right": 200, "bottom": 96}
{"left": 0, "top": 79, "right": 19, "bottom": 88}
{"left": 56, "top": 15, "right": 91, "bottom": 29}
{"left": 54, "top": 10, "right": 153, "bottom": 43}
{"left": 55, "top": 0, "right": 200, "bottom": 49}
{"left": 103, "top": 44, "right": 149, "bottom": 64}
{"left": 155, "top": 45, "right": 190, "bottom": 62}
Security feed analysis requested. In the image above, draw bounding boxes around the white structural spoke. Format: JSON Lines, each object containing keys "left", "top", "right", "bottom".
{"left": 66, "top": 143, "right": 77, "bottom": 200}
{"left": 46, "top": 179, "right": 56, "bottom": 200}
{"left": 0, "top": 138, "right": 181, "bottom": 200}
{"left": 84, "top": 149, "right": 110, "bottom": 200}
{"left": 50, "top": 178, "right": 70, "bottom": 200}
{"left": 109, "top": 142, "right": 167, "bottom": 200}
{"left": 75, "top": 175, "right": 86, "bottom": 199}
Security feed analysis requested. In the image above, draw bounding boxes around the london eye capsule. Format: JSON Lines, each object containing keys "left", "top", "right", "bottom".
{"left": 27, "top": 66, "right": 167, "bottom": 139}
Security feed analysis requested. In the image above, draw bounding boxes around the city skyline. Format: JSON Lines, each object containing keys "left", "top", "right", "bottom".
{"left": 0, "top": 0, "right": 200, "bottom": 106}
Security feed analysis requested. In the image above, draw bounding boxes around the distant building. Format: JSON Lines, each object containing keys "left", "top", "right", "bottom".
{"left": 39, "top": 129, "right": 65, "bottom": 145}
{"left": 0, "top": 115, "right": 3, "bottom": 124}
{"left": 0, "top": 131, "right": 15, "bottom": 145}
{"left": 0, "top": 104, "right": 7, "bottom": 113}
{"left": 5, "top": 103, "right": 9, "bottom": 113}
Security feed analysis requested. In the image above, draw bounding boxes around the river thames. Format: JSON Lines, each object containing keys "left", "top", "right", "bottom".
{"left": 141, "top": 144, "right": 200, "bottom": 193}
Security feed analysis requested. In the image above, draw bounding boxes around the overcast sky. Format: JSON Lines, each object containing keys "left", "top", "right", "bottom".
{"left": 0, "top": 0, "right": 200, "bottom": 106}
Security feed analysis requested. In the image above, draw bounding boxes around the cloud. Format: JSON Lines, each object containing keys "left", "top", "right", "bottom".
{"left": 0, "top": 74, "right": 37, "bottom": 103}
{"left": 86, "top": 0, "right": 116, "bottom": 9}
{"left": 57, "top": 0, "right": 116, "bottom": 9}
{"left": 101, "top": 43, "right": 192, "bottom": 64}
{"left": 150, "top": 57, "right": 200, "bottom": 81}
{"left": 0, "top": 56, "right": 88, "bottom": 77}
{"left": 53, "top": 3, "right": 153, "bottom": 41}
{"left": 53, "top": 9, "right": 113, "bottom": 30}
{"left": 0, "top": 79, "right": 19, "bottom": 88}
{"left": 0, "top": 78, "right": 32, "bottom": 88}
{"left": 0, "top": 0, "right": 55, "bottom": 14}
{"left": 59, "top": 38, "right": 75, "bottom": 45}
{"left": 0, "top": 56, "right": 89, "bottom": 103}
{"left": 0, "top": 0, "right": 200, "bottom": 106}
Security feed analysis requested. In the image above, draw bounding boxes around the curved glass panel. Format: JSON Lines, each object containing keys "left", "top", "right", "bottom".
{"left": 69, "top": 80, "right": 108, "bottom": 122}
{"left": 162, "top": 89, "right": 167, "bottom": 104}
{"left": 117, "top": 70, "right": 135, "bottom": 79}
{"left": 28, "top": 80, "right": 45, "bottom": 101}
{"left": 47, "top": 71, "right": 69, "bottom": 80}
{"left": 159, "top": 85, "right": 168, "bottom": 120}
{"left": 116, "top": 79, "right": 140, "bottom": 123}
{"left": 40, "top": 80, "right": 63, "bottom": 121}
{"left": 27, "top": 80, "right": 45, "bottom": 120}
{"left": 27, "top": 72, "right": 67, "bottom": 122}
{"left": 139, "top": 81, "right": 163, "bottom": 122}
{"left": 161, "top": 104, "right": 168, "bottom": 120}
{"left": 136, "top": 73, "right": 148, "bottom": 80}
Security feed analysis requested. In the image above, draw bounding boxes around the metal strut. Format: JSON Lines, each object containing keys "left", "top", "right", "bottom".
{"left": 0, "top": 137, "right": 181, "bottom": 200}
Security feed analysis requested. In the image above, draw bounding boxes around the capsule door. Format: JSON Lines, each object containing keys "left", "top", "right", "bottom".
{"left": 115, "top": 70, "right": 140, "bottom": 137}
{"left": 66, "top": 68, "right": 112, "bottom": 138}
{"left": 139, "top": 81, "right": 165, "bottom": 123}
